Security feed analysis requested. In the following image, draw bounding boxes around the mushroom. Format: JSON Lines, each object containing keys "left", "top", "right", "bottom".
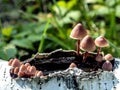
{"left": 70, "top": 23, "right": 87, "bottom": 55}
{"left": 95, "top": 36, "right": 109, "bottom": 56}
{"left": 14, "top": 67, "right": 19, "bottom": 74}
{"left": 11, "top": 58, "right": 21, "bottom": 68}
{"left": 25, "top": 63, "right": 31, "bottom": 67}
{"left": 69, "top": 63, "right": 77, "bottom": 68}
{"left": 102, "top": 60, "right": 112, "bottom": 71}
{"left": 36, "top": 71, "right": 43, "bottom": 77}
{"left": 104, "top": 54, "right": 114, "bottom": 61}
{"left": 24, "top": 66, "right": 32, "bottom": 77}
{"left": 29, "top": 66, "right": 36, "bottom": 76}
{"left": 18, "top": 71, "right": 25, "bottom": 77}
{"left": 27, "top": 66, "right": 31, "bottom": 71}
{"left": 19, "top": 64, "right": 26, "bottom": 72}
{"left": 8, "top": 59, "right": 14, "bottom": 66}
{"left": 102, "top": 53, "right": 113, "bottom": 71}
{"left": 80, "top": 35, "right": 96, "bottom": 62}
{"left": 95, "top": 54, "right": 103, "bottom": 62}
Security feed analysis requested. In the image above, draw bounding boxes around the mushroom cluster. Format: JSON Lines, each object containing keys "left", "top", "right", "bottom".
{"left": 8, "top": 23, "right": 114, "bottom": 79}
{"left": 70, "top": 23, "right": 114, "bottom": 71}
{"left": 8, "top": 58, "right": 43, "bottom": 78}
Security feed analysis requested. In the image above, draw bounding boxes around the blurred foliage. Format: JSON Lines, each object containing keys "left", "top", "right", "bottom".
{"left": 0, "top": 0, "right": 120, "bottom": 60}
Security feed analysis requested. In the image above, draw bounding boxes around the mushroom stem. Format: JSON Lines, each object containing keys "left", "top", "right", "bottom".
{"left": 96, "top": 48, "right": 103, "bottom": 69}
{"left": 82, "top": 51, "right": 88, "bottom": 62}
{"left": 97, "top": 47, "right": 101, "bottom": 56}
{"left": 77, "top": 40, "right": 80, "bottom": 55}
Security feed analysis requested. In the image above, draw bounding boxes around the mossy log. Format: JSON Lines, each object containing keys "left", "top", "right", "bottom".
{"left": 0, "top": 49, "right": 120, "bottom": 90}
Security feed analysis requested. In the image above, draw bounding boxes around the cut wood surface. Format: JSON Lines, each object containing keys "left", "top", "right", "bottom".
{"left": 0, "top": 58, "right": 120, "bottom": 90}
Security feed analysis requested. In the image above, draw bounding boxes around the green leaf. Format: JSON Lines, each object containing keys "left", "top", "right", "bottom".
{"left": 52, "top": 1, "right": 68, "bottom": 16}
{"left": 2, "top": 26, "right": 13, "bottom": 37}
{"left": 0, "top": 44, "right": 17, "bottom": 60}
{"left": 34, "top": 23, "right": 52, "bottom": 33}
{"left": 14, "top": 30, "right": 31, "bottom": 38}
{"left": 4, "top": 45, "right": 17, "bottom": 59}
{"left": 48, "top": 34, "right": 71, "bottom": 50}
{"left": 93, "top": 5, "right": 109, "bottom": 15}
{"left": 67, "top": 0, "right": 77, "bottom": 9}
{"left": 63, "top": 10, "right": 81, "bottom": 23}
{"left": 57, "top": 1, "right": 66, "bottom": 8}
{"left": 0, "top": 41, "right": 6, "bottom": 48}
{"left": 85, "top": 0, "right": 104, "bottom": 3}
{"left": 105, "top": 0, "right": 116, "bottom": 7}
{"left": 27, "top": 34, "right": 42, "bottom": 42}
{"left": 11, "top": 39, "right": 34, "bottom": 50}
{"left": 0, "top": 49, "right": 7, "bottom": 60}
{"left": 116, "top": 5, "right": 120, "bottom": 18}
{"left": 55, "top": 10, "right": 80, "bottom": 25}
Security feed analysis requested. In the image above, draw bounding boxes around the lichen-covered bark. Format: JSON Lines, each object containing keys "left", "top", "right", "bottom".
{"left": 0, "top": 58, "right": 120, "bottom": 90}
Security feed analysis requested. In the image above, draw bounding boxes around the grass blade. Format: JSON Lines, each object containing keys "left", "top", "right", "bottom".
{"left": 38, "top": 19, "right": 50, "bottom": 52}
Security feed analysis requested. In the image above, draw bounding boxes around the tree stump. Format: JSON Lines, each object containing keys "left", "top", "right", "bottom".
{"left": 0, "top": 49, "right": 119, "bottom": 90}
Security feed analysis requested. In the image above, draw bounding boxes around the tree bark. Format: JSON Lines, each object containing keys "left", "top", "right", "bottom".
{"left": 0, "top": 50, "right": 119, "bottom": 90}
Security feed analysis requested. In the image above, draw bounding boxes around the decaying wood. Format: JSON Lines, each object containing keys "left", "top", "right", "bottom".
{"left": 23, "top": 49, "right": 114, "bottom": 74}
{"left": 0, "top": 49, "right": 119, "bottom": 90}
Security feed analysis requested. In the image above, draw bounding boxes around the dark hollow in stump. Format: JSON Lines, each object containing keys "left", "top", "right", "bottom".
{"left": 23, "top": 49, "right": 115, "bottom": 75}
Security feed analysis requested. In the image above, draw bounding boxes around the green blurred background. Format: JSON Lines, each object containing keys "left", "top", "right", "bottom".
{"left": 0, "top": 0, "right": 120, "bottom": 60}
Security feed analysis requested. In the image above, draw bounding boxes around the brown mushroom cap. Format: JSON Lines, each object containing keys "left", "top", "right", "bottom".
{"left": 95, "top": 55, "right": 103, "bottom": 62}
{"left": 36, "top": 71, "right": 43, "bottom": 77}
{"left": 25, "top": 66, "right": 31, "bottom": 75}
{"left": 102, "top": 61, "right": 112, "bottom": 71}
{"left": 104, "top": 54, "right": 114, "bottom": 61}
{"left": 14, "top": 67, "right": 19, "bottom": 74}
{"left": 8, "top": 59, "right": 14, "bottom": 66}
{"left": 18, "top": 71, "right": 25, "bottom": 77}
{"left": 25, "top": 63, "right": 31, "bottom": 67}
{"left": 95, "top": 36, "right": 109, "bottom": 47}
{"left": 80, "top": 35, "right": 96, "bottom": 52}
{"left": 29, "top": 66, "right": 36, "bottom": 75}
{"left": 11, "top": 58, "right": 21, "bottom": 67}
{"left": 69, "top": 63, "right": 77, "bottom": 68}
{"left": 27, "top": 66, "right": 31, "bottom": 71}
{"left": 70, "top": 23, "right": 87, "bottom": 40}
{"left": 19, "top": 64, "right": 26, "bottom": 72}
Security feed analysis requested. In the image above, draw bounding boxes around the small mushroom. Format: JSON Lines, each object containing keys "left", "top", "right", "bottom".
{"left": 18, "top": 71, "right": 25, "bottom": 77}
{"left": 29, "top": 66, "right": 36, "bottom": 75}
{"left": 27, "top": 66, "right": 31, "bottom": 71}
{"left": 80, "top": 35, "right": 96, "bottom": 62}
{"left": 69, "top": 63, "right": 77, "bottom": 68}
{"left": 70, "top": 23, "right": 87, "bottom": 55}
{"left": 95, "top": 54, "right": 103, "bottom": 62}
{"left": 14, "top": 67, "right": 19, "bottom": 74}
{"left": 35, "top": 70, "right": 39, "bottom": 75}
{"left": 11, "top": 58, "right": 21, "bottom": 67}
{"left": 36, "top": 71, "right": 43, "bottom": 77}
{"left": 25, "top": 63, "right": 31, "bottom": 67}
{"left": 8, "top": 59, "right": 14, "bottom": 66}
{"left": 19, "top": 64, "right": 26, "bottom": 72}
{"left": 23, "top": 66, "right": 32, "bottom": 76}
{"left": 95, "top": 36, "right": 109, "bottom": 56}
{"left": 104, "top": 54, "right": 114, "bottom": 61}
{"left": 102, "top": 60, "right": 112, "bottom": 71}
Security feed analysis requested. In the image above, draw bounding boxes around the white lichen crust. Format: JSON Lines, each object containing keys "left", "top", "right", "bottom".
{"left": 0, "top": 59, "right": 120, "bottom": 90}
